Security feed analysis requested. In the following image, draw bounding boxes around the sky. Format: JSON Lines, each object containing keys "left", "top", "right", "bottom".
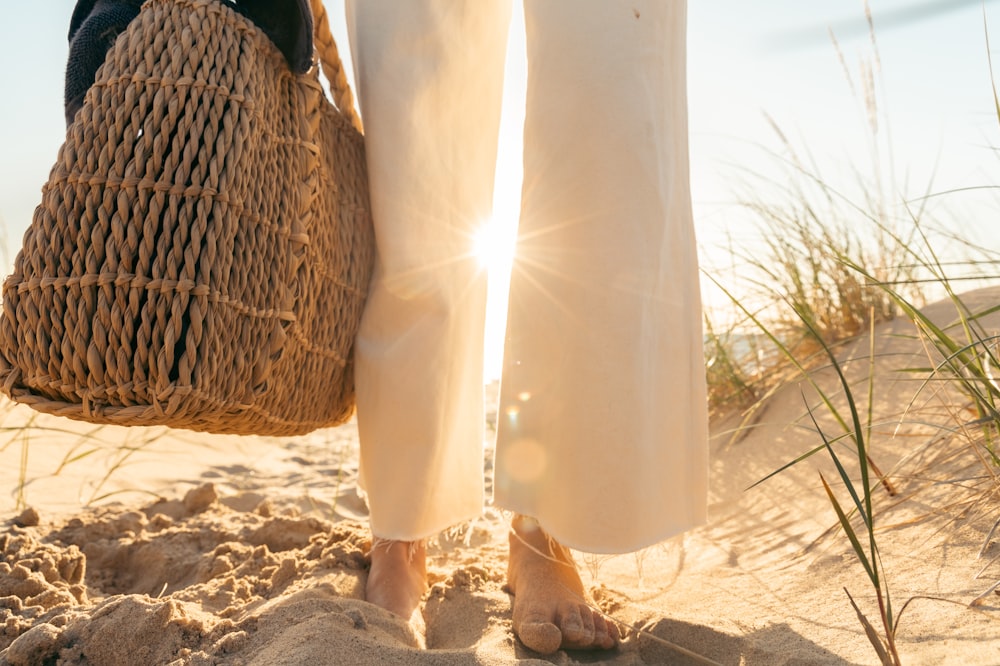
{"left": 1, "top": 1, "right": 999, "bottom": 377}
{"left": 686, "top": 0, "right": 1000, "bottom": 247}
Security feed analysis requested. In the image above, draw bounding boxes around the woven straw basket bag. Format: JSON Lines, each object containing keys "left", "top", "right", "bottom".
{"left": 0, "top": 0, "right": 374, "bottom": 435}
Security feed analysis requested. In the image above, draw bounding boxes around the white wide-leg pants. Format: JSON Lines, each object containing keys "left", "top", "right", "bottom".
{"left": 345, "top": 0, "right": 708, "bottom": 554}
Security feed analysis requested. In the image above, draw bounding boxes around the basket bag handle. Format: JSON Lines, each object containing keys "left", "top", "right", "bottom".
{"left": 309, "top": 0, "right": 363, "bottom": 133}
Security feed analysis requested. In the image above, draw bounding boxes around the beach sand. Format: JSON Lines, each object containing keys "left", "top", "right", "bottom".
{"left": 2, "top": 290, "right": 1000, "bottom": 665}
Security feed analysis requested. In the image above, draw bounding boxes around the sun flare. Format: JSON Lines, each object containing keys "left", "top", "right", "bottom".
{"left": 473, "top": 215, "right": 518, "bottom": 273}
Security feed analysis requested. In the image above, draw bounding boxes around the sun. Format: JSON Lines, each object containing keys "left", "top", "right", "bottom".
{"left": 473, "top": 214, "right": 518, "bottom": 273}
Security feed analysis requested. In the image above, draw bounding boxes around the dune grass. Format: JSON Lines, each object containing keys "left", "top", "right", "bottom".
{"left": 701, "top": 11, "right": 1000, "bottom": 658}
{"left": 701, "top": 105, "right": 1000, "bottom": 666}
{"left": 703, "top": 174, "right": 1000, "bottom": 665}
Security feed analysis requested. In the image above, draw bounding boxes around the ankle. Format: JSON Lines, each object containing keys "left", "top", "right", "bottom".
{"left": 370, "top": 538, "right": 427, "bottom": 579}
{"left": 508, "top": 517, "right": 580, "bottom": 595}
{"left": 366, "top": 537, "right": 428, "bottom": 617}
{"left": 511, "top": 516, "right": 569, "bottom": 558}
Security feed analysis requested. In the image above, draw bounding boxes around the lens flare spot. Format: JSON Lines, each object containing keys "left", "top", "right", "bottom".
{"left": 503, "top": 437, "right": 547, "bottom": 483}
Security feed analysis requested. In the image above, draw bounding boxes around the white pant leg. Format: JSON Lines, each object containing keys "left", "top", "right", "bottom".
{"left": 494, "top": 0, "right": 708, "bottom": 554}
{"left": 345, "top": 1, "right": 512, "bottom": 540}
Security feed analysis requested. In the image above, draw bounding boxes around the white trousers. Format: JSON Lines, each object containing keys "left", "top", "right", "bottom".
{"left": 345, "top": 0, "right": 708, "bottom": 554}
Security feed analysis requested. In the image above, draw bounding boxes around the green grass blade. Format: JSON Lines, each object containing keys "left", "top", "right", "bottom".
{"left": 807, "top": 399, "right": 871, "bottom": 530}
{"left": 820, "top": 472, "right": 876, "bottom": 583}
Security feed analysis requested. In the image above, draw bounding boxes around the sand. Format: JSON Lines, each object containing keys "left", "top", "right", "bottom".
{"left": 3, "top": 290, "right": 1000, "bottom": 665}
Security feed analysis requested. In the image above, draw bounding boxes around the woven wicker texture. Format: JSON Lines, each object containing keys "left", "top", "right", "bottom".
{"left": 0, "top": 0, "right": 374, "bottom": 435}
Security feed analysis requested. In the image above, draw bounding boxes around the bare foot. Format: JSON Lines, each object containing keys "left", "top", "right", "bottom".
{"left": 366, "top": 538, "right": 427, "bottom": 633}
{"left": 506, "top": 515, "right": 620, "bottom": 654}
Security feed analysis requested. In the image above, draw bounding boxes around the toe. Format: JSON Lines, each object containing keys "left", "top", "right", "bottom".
{"left": 555, "top": 600, "right": 585, "bottom": 643}
{"left": 593, "top": 613, "right": 619, "bottom": 649}
{"left": 555, "top": 600, "right": 598, "bottom": 648}
{"left": 516, "top": 614, "right": 563, "bottom": 655}
{"left": 579, "top": 603, "right": 597, "bottom": 638}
